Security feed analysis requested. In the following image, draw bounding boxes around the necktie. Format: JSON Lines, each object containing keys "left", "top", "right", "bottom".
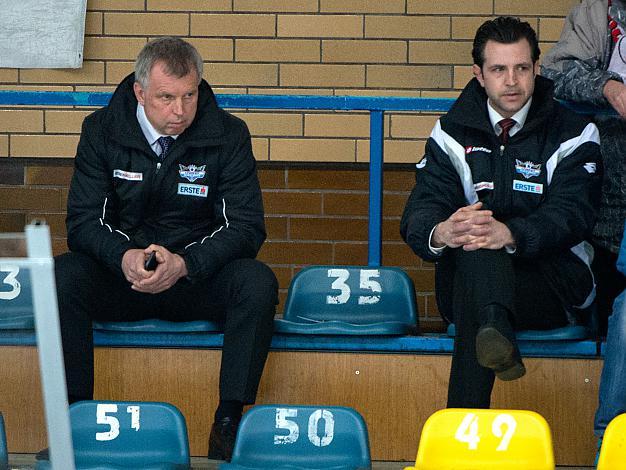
{"left": 157, "top": 136, "right": 175, "bottom": 160}
{"left": 498, "top": 118, "right": 516, "bottom": 145}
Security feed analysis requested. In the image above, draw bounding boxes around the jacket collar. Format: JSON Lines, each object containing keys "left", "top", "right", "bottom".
{"left": 102, "top": 73, "right": 225, "bottom": 153}
{"left": 443, "top": 75, "right": 556, "bottom": 138}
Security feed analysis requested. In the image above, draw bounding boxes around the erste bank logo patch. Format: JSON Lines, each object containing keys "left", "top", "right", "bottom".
{"left": 179, "top": 164, "right": 206, "bottom": 182}
{"left": 178, "top": 183, "right": 208, "bottom": 198}
{"left": 513, "top": 179, "right": 543, "bottom": 194}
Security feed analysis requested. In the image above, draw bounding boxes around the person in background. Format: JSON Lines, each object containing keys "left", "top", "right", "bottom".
{"left": 53, "top": 37, "right": 278, "bottom": 462}
{"left": 542, "top": 0, "right": 626, "bottom": 450}
{"left": 401, "top": 17, "right": 602, "bottom": 408}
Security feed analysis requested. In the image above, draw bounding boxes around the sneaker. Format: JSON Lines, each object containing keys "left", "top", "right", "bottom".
{"left": 207, "top": 416, "right": 240, "bottom": 462}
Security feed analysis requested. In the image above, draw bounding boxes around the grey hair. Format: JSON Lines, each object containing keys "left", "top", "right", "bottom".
{"left": 134, "top": 37, "right": 203, "bottom": 88}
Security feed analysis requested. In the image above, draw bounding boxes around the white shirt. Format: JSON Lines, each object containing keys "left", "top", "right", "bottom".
{"left": 428, "top": 98, "right": 532, "bottom": 254}
{"left": 136, "top": 103, "right": 179, "bottom": 156}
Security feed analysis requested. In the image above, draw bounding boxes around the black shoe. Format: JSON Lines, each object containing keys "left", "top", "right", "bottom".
{"left": 207, "top": 416, "right": 240, "bottom": 462}
{"left": 35, "top": 448, "right": 49, "bottom": 461}
{"left": 476, "top": 325, "right": 526, "bottom": 381}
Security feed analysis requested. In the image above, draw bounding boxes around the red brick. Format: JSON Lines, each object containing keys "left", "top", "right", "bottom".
{"left": 265, "top": 216, "right": 288, "bottom": 239}
{"left": 0, "top": 213, "right": 26, "bottom": 232}
{"left": 258, "top": 168, "right": 286, "bottom": 189}
{"left": 27, "top": 212, "right": 66, "bottom": 237}
{"left": 0, "top": 188, "right": 63, "bottom": 211}
{"left": 333, "top": 242, "right": 368, "bottom": 265}
{"left": 258, "top": 241, "right": 333, "bottom": 265}
{"left": 25, "top": 166, "right": 74, "bottom": 186}
{"left": 263, "top": 191, "right": 323, "bottom": 215}
{"left": 384, "top": 170, "right": 416, "bottom": 191}
{"left": 404, "top": 268, "right": 435, "bottom": 292}
{"left": 290, "top": 217, "right": 368, "bottom": 241}
{"left": 288, "top": 169, "right": 369, "bottom": 190}
{"left": 269, "top": 266, "right": 293, "bottom": 290}
{"left": 324, "top": 193, "right": 369, "bottom": 216}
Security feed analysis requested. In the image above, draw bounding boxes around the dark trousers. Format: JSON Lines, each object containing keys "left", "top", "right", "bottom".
{"left": 54, "top": 251, "right": 278, "bottom": 405}
{"left": 442, "top": 249, "right": 569, "bottom": 408}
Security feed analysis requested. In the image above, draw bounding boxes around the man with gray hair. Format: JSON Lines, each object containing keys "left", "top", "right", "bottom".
{"left": 52, "top": 37, "right": 277, "bottom": 461}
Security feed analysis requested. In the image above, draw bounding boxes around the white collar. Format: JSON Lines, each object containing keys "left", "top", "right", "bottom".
{"left": 487, "top": 97, "right": 532, "bottom": 138}
{"left": 136, "top": 103, "right": 179, "bottom": 146}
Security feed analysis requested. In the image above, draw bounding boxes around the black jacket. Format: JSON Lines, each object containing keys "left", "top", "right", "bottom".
{"left": 401, "top": 76, "right": 602, "bottom": 307}
{"left": 66, "top": 73, "right": 266, "bottom": 282}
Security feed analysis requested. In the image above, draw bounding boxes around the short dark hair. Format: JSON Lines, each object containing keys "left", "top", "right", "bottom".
{"left": 135, "top": 37, "right": 203, "bottom": 88}
{"left": 472, "top": 16, "right": 540, "bottom": 68}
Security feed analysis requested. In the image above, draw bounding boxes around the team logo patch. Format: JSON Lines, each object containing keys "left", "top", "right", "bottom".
{"left": 177, "top": 183, "right": 208, "bottom": 198}
{"left": 513, "top": 179, "right": 543, "bottom": 194}
{"left": 515, "top": 160, "right": 541, "bottom": 179}
{"left": 113, "top": 169, "right": 142, "bottom": 181}
{"left": 465, "top": 146, "right": 492, "bottom": 154}
{"left": 474, "top": 181, "right": 494, "bottom": 191}
{"left": 416, "top": 157, "right": 427, "bottom": 169}
{"left": 583, "top": 162, "right": 597, "bottom": 174}
{"left": 179, "top": 164, "right": 206, "bottom": 182}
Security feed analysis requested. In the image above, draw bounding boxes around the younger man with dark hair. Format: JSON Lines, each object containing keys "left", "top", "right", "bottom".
{"left": 401, "top": 17, "right": 602, "bottom": 407}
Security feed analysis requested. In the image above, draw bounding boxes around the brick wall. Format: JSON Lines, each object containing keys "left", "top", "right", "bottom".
{"left": 0, "top": 0, "right": 582, "bottom": 329}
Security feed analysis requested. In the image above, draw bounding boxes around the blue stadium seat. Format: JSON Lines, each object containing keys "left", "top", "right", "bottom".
{"left": 0, "top": 265, "right": 35, "bottom": 329}
{"left": 93, "top": 319, "right": 222, "bottom": 333}
{"left": 0, "top": 412, "right": 7, "bottom": 470}
{"left": 446, "top": 322, "right": 590, "bottom": 341}
{"left": 36, "top": 400, "right": 190, "bottom": 470}
{"left": 274, "top": 266, "right": 418, "bottom": 335}
{"left": 221, "top": 404, "right": 371, "bottom": 470}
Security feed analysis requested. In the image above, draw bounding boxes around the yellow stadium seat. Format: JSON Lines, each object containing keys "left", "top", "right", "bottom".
{"left": 597, "top": 413, "right": 626, "bottom": 470}
{"left": 405, "top": 408, "right": 555, "bottom": 470}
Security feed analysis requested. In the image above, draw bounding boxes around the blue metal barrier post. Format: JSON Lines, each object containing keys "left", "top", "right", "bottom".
{"left": 368, "top": 111, "right": 384, "bottom": 267}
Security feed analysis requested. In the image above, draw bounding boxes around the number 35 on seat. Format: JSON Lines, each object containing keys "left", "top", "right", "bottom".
{"left": 406, "top": 408, "right": 555, "bottom": 470}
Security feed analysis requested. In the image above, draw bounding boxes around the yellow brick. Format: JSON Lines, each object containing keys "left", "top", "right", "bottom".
{"left": 104, "top": 13, "right": 188, "bottom": 35}
{"left": 453, "top": 66, "right": 474, "bottom": 89}
{"left": 0, "top": 136, "right": 7, "bottom": 157}
{"left": 270, "top": 138, "right": 355, "bottom": 162}
{"left": 495, "top": 0, "right": 578, "bottom": 16}
{"left": 407, "top": 0, "right": 492, "bottom": 15}
{"left": 541, "top": 42, "right": 556, "bottom": 57}
{"left": 88, "top": 0, "right": 145, "bottom": 10}
{"left": 452, "top": 17, "right": 539, "bottom": 40}
{"left": 235, "top": 0, "right": 318, "bottom": 12}
{"left": 45, "top": 111, "right": 91, "bottom": 134}
{"left": 11, "top": 135, "right": 79, "bottom": 158}
{"left": 231, "top": 112, "right": 303, "bottom": 136}
{"left": 321, "top": 0, "right": 405, "bottom": 13}
{"left": 247, "top": 88, "right": 333, "bottom": 95}
{"left": 280, "top": 64, "right": 364, "bottom": 87}
{"left": 106, "top": 62, "right": 135, "bottom": 85}
{"left": 0, "top": 85, "right": 74, "bottom": 91}
{"left": 186, "top": 38, "right": 234, "bottom": 62}
{"left": 205, "top": 63, "right": 278, "bottom": 87}
{"left": 147, "top": 0, "right": 231, "bottom": 11}
{"left": 420, "top": 90, "right": 460, "bottom": 99}
{"left": 367, "top": 65, "right": 451, "bottom": 89}
{"left": 365, "top": 16, "right": 450, "bottom": 40}
{"left": 0, "top": 110, "right": 43, "bottom": 132}
{"left": 84, "top": 37, "right": 147, "bottom": 60}
{"left": 85, "top": 12, "right": 103, "bottom": 34}
{"left": 278, "top": 15, "right": 363, "bottom": 38}
{"left": 409, "top": 41, "right": 472, "bottom": 65}
{"left": 336, "top": 89, "right": 422, "bottom": 97}
{"left": 323, "top": 40, "right": 406, "bottom": 64}
{"left": 0, "top": 69, "right": 18, "bottom": 82}
{"left": 191, "top": 14, "right": 275, "bottom": 37}
{"left": 539, "top": 18, "right": 567, "bottom": 42}
{"left": 304, "top": 113, "right": 370, "bottom": 137}
{"left": 236, "top": 39, "right": 320, "bottom": 62}
{"left": 21, "top": 62, "right": 105, "bottom": 84}
{"left": 75, "top": 85, "right": 117, "bottom": 92}
{"left": 357, "top": 139, "right": 424, "bottom": 164}
{"left": 390, "top": 114, "right": 439, "bottom": 139}
{"left": 252, "top": 137, "right": 269, "bottom": 160}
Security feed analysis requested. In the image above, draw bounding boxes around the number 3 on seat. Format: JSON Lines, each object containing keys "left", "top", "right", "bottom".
{"left": 406, "top": 408, "right": 555, "bottom": 470}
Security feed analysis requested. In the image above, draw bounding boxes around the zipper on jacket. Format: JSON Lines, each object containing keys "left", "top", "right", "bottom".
{"left": 156, "top": 162, "right": 162, "bottom": 173}
{"left": 500, "top": 144, "right": 505, "bottom": 156}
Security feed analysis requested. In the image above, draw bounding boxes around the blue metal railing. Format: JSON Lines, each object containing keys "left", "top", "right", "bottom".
{"left": 0, "top": 90, "right": 614, "bottom": 266}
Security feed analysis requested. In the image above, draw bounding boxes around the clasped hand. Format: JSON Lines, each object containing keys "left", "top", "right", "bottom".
{"left": 121, "top": 244, "right": 188, "bottom": 294}
{"left": 432, "top": 202, "right": 515, "bottom": 251}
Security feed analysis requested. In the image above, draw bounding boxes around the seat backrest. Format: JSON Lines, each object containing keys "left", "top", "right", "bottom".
{"left": 68, "top": 401, "right": 189, "bottom": 468}
{"left": 282, "top": 266, "right": 417, "bottom": 325}
{"left": 406, "top": 408, "right": 554, "bottom": 470}
{"left": 0, "top": 265, "right": 35, "bottom": 329}
{"left": 0, "top": 412, "right": 7, "bottom": 470}
{"left": 226, "top": 404, "right": 371, "bottom": 469}
{"left": 597, "top": 413, "right": 626, "bottom": 470}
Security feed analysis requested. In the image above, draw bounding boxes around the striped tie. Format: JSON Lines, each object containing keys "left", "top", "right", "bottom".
{"left": 498, "top": 118, "right": 516, "bottom": 144}
{"left": 157, "top": 136, "right": 175, "bottom": 160}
